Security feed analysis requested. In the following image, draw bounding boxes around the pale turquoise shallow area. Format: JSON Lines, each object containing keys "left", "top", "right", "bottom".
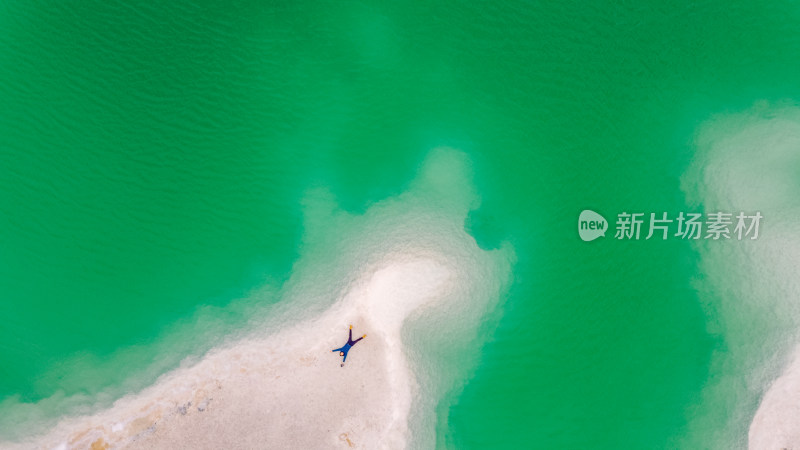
{"left": 2, "top": 1, "right": 800, "bottom": 447}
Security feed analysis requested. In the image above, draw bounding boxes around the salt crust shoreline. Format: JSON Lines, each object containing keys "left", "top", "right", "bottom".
{"left": 9, "top": 259, "right": 453, "bottom": 450}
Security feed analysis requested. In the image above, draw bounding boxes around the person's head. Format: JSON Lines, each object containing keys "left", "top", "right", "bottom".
{"left": 340, "top": 352, "right": 344, "bottom": 356}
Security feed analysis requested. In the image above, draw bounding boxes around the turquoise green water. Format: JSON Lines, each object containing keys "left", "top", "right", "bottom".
{"left": 2, "top": 0, "right": 800, "bottom": 447}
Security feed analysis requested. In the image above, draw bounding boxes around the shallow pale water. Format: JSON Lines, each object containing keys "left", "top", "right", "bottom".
{"left": 2, "top": 1, "right": 800, "bottom": 448}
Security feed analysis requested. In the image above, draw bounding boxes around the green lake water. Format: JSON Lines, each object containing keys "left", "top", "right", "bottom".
{"left": 3, "top": 1, "right": 800, "bottom": 447}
